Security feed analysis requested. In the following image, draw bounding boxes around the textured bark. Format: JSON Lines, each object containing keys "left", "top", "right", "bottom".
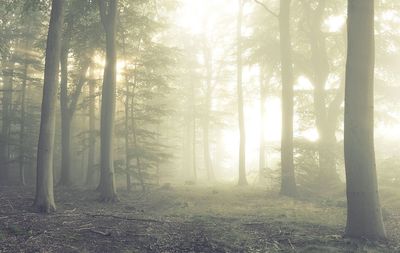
{"left": 279, "top": 0, "right": 296, "bottom": 196}
{"left": 98, "top": 0, "right": 118, "bottom": 201}
{"left": 344, "top": 0, "right": 386, "bottom": 240}
{"left": 33, "top": 0, "right": 65, "bottom": 213}
{"left": 237, "top": 0, "right": 248, "bottom": 186}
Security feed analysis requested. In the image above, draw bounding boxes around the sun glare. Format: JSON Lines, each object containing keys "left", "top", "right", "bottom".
{"left": 324, "top": 15, "right": 345, "bottom": 33}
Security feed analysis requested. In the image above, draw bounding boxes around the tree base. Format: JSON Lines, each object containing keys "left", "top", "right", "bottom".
{"left": 99, "top": 193, "right": 119, "bottom": 203}
{"left": 32, "top": 200, "right": 56, "bottom": 214}
{"left": 344, "top": 231, "right": 387, "bottom": 241}
{"left": 280, "top": 187, "right": 297, "bottom": 198}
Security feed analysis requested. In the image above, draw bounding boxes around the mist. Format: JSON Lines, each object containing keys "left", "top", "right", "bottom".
{"left": 0, "top": 0, "right": 399, "bottom": 252}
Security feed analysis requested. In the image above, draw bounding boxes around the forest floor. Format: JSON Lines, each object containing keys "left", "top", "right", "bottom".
{"left": 0, "top": 184, "right": 400, "bottom": 253}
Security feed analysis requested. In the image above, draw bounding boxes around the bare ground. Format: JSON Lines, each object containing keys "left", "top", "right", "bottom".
{"left": 0, "top": 185, "right": 399, "bottom": 252}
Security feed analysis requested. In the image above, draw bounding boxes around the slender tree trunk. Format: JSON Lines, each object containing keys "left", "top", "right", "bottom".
{"left": 279, "top": 0, "right": 296, "bottom": 196}
{"left": 305, "top": 0, "right": 340, "bottom": 183}
{"left": 191, "top": 81, "right": 197, "bottom": 182}
{"left": 59, "top": 45, "right": 72, "bottom": 186}
{"left": 259, "top": 66, "right": 267, "bottom": 183}
{"left": 237, "top": 0, "right": 248, "bottom": 186}
{"left": 344, "top": 0, "right": 386, "bottom": 240}
{"left": 86, "top": 65, "right": 97, "bottom": 187}
{"left": 33, "top": 0, "right": 65, "bottom": 213}
{"left": 60, "top": 114, "right": 72, "bottom": 185}
{"left": 98, "top": 0, "right": 118, "bottom": 201}
{"left": 0, "top": 59, "right": 14, "bottom": 185}
{"left": 19, "top": 59, "right": 29, "bottom": 186}
{"left": 203, "top": 44, "right": 214, "bottom": 181}
{"left": 122, "top": 34, "right": 132, "bottom": 192}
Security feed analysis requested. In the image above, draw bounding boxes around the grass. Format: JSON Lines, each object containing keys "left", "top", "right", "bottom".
{"left": 0, "top": 184, "right": 399, "bottom": 252}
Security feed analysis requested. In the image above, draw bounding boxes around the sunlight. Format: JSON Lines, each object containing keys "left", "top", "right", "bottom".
{"left": 302, "top": 128, "right": 320, "bottom": 142}
{"left": 295, "top": 75, "right": 313, "bottom": 90}
{"left": 324, "top": 15, "right": 345, "bottom": 33}
{"left": 176, "top": 0, "right": 237, "bottom": 35}
{"left": 93, "top": 53, "right": 126, "bottom": 82}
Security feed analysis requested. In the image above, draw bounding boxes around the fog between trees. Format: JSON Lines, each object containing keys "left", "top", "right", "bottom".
{"left": 1, "top": 0, "right": 400, "bottom": 251}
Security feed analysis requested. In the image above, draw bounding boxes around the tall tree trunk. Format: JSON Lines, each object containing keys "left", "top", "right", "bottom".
{"left": 191, "top": 81, "right": 197, "bottom": 182}
{"left": 59, "top": 45, "right": 72, "bottom": 186}
{"left": 237, "top": 0, "right": 248, "bottom": 186}
{"left": 344, "top": 0, "right": 386, "bottom": 239}
{"left": 305, "top": 0, "right": 340, "bottom": 183}
{"left": 33, "top": 0, "right": 65, "bottom": 213}
{"left": 19, "top": 59, "right": 29, "bottom": 186}
{"left": 86, "top": 65, "right": 97, "bottom": 187}
{"left": 98, "top": 0, "right": 118, "bottom": 201}
{"left": 203, "top": 43, "right": 214, "bottom": 181}
{"left": 122, "top": 34, "right": 132, "bottom": 192}
{"left": 0, "top": 59, "right": 14, "bottom": 185}
{"left": 259, "top": 65, "right": 267, "bottom": 183}
{"left": 279, "top": 0, "right": 296, "bottom": 196}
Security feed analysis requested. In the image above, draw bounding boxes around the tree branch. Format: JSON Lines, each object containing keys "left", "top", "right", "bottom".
{"left": 254, "top": 0, "right": 279, "bottom": 18}
{"left": 68, "top": 58, "right": 92, "bottom": 116}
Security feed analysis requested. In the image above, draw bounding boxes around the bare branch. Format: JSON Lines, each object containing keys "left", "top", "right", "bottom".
{"left": 254, "top": 0, "right": 279, "bottom": 18}
{"left": 68, "top": 58, "right": 92, "bottom": 116}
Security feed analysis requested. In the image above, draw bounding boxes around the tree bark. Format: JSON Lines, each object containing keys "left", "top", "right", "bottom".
{"left": 237, "top": 0, "right": 248, "bottom": 186}
{"left": 86, "top": 65, "right": 97, "bottom": 187}
{"left": 279, "top": 0, "right": 296, "bottom": 196}
{"left": 98, "top": 0, "right": 118, "bottom": 201}
{"left": 344, "top": 0, "right": 386, "bottom": 240}
{"left": 33, "top": 0, "right": 65, "bottom": 213}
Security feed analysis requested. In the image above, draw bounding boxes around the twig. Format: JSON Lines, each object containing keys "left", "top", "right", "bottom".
{"left": 254, "top": 0, "right": 279, "bottom": 18}
{"left": 84, "top": 213, "right": 167, "bottom": 223}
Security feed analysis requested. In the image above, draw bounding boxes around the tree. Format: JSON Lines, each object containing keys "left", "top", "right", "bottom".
{"left": 302, "top": 0, "right": 344, "bottom": 184}
{"left": 202, "top": 33, "right": 215, "bottom": 182}
{"left": 97, "top": 0, "right": 118, "bottom": 202}
{"left": 85, "top": 64, "right": 98, "bottom": 187}
{"left": 253, "top": 0, "right": 296, "bottom": 194}
{"left": 33, "top": 0, "right": 65, "bottom": 213}
{"left": 237, "top": 0, "right": 248, "bottom": 186}
{"left": 279, "top": 0, "right": 296, "bottom": 196}
{"left": 344, "top": 0, "right": 386, "bottom": 239}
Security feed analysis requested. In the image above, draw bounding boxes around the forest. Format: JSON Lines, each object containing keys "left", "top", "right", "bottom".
{"left": 0, "top": 0, "right": 400, "bottom": 252}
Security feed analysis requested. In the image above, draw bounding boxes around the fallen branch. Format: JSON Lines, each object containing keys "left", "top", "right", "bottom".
{"left": 84, "top": 213, "right": 167, "bottom": 223}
